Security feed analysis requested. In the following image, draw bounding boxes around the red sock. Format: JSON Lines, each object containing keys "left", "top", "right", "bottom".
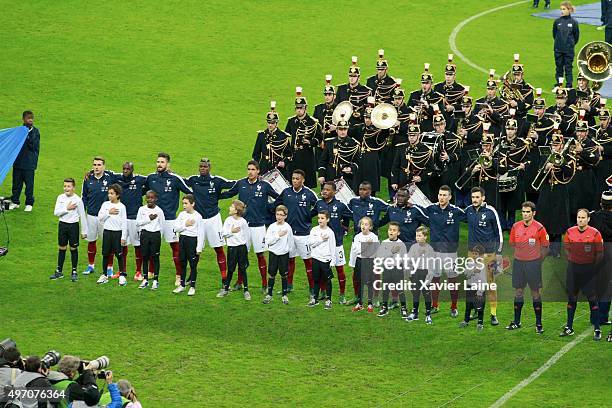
{"left": 449, "top": 277, "right": 458, "bottom": 309}
{"left": 304, "top": 258, "right": 313, "bottom": 289}
{"left": 257, "top": 253, "right": 267, "bottom": 287}
{"left": 336, "top": 266, "right": 346, "bottom": 295}
{"left": 148, "top": 258, "right": 154, "bottom": 276}
{"left": 236, "top": 273, "right": 243, "bottom": 285}
{"left": 107, "top": 252, "right": 114, "bottom": 269}
{"left": 214, "top": 247, "right": 227, "bottom": 280}
{"left": 431, "top": 277, "right": 441, "bottom": 308}
{"left": 170, "top": 242, "right": 181, "bottom": 277}
{"left": 87, "top": 242, "right": 96, "bottom": 265}
{"left": 135, "top": 246, "right": 142, "bottom": 273}
{"left": 352, "top": 270, "right": 360, "bottom": 297}
{"left": 121, "top": 246, "right": 128, "bottom": 273}
{"left": 320, "top": 275, "right": 327, "bottom": 291}
{"left": 288, "top": 258, "right": 296, "bottom": 285}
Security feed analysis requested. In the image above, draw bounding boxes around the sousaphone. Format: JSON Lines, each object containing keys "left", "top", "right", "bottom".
{"left": 577, "top": 41, "right": 612, "bottom": 91}
{"left": 332, "top": 101, "right": 353, "bottom": 125}
{"left": 371, "top": 103, "right": 398, "bottom": 129}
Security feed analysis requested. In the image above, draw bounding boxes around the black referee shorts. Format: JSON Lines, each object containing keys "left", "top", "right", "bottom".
{"left": 566, "top": 262, "right": 598, "bottom": 299}
{"left": 512, "top": 259, "right": 542, "bottom": 290}
{"left": 58, "top": 221, "right": 80, "bottom": 247}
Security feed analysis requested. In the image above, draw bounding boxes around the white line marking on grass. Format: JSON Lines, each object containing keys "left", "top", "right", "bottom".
{"left": 449, "top": 1, "right": 530, "bottom": 75}
{"left": 489, "top": 328, "right": 591, "bottom": 408}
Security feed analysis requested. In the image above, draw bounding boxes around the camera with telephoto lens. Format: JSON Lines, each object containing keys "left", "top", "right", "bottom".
{"left": 78, "top": 356, "right": 109, "bottom": 375}
{"left": 0, "top": 197, "right": 10, "bottom": 211}
{"left": 41, "top": 350, "right": 61, "bottom": 369}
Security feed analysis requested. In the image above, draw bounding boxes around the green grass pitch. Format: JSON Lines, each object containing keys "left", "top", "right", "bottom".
{"left": 0, "top": 0, "right": 610, "bottom": 406}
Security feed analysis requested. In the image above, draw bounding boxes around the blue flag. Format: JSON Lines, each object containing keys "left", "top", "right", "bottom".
{"left": 0, "top": 126, "right": 29, "bottom": 185}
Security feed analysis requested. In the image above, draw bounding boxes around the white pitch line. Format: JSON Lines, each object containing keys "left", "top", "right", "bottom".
{"left": 489, "top": 329, "right": 591, "bottom": 408}
{"left": 449, "top": 0, "right": 530, "bottom": 75}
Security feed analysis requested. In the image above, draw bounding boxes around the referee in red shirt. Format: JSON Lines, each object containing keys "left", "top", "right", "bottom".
{"left": 561, "top": 208, "right": 605, "bottom": 340}
{"left": 507, "top": 201, "right": 549, "bottom": 334}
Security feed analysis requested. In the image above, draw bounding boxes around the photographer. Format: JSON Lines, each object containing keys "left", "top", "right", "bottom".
{"left": 47, "top": 356, "right": 99, "bottom": 408}
{"left": 117, "top": 380, "right": 141, "bottom": 408}
{"left": 0, "top": 346, "right": 23, "bottom": 402}
{"left": 13, "top": 356, "right": 57, "bottom": 408}
{"left": 70, "top": 372, "right": 122, "bottom": 408}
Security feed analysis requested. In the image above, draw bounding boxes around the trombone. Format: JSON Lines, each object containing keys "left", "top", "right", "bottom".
{"left": 530, "top": 139, "right": 573, "bottom": 190}
{"left": 455, "top": 147, "right": 497, "bottom": 190}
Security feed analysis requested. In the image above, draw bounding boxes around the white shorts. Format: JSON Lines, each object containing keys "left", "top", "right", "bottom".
{"left": 162, "top": 219, "right": 179, "bottom": 243}
{"left": 85, "top": 214, "right": 104, "bottom": 242}
{"left": 331, "top": 245, "right": 346, "bottom": 267}
{"left": 246, "top": 225, "right": 266, "bottom": 254}
{"left": 126, "top": 219, "right": 140, "bottom": 246}
{"left": 289, "top": 235, "right": 312, "bottom": 259}
{"left": 202, "top": 213, "right": 225, "bottom": 248}
{"left": 431, "top": 252, "right": 459, "bottom": 278}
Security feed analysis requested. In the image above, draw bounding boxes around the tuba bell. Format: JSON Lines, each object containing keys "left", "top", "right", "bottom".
{"left": 577, "top": 41, "right": 612, "bottom": 90}
{"left": 332, "top": 101, "right": 353, "bottom": 125}
{"left": 371, "top": 103, "right": 398, "bottom": 129}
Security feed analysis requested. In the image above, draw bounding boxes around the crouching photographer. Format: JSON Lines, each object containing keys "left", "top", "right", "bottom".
{"left": 1, "top": 341, "right": 24, "bottom": 401}
{"left": 47, "top": 356, "right": 109, "bottom": 408}
{"left": 10, "top": 353, "right": 60, "bottom": 408}
{"left": 70, "top": 371, "right": 122, "bottom": 408}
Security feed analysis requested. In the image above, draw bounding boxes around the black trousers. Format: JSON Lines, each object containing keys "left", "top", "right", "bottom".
{"left": 102, "top": 230, "right": 124, "bottom": 274}
{"left": 312, "top": 258, "right": 333, "bottom": 300}
{"left": 554, "top": 51, "right": 575, "bottom": 87}
{"left": 268, "top": 252, "right": 289, "bottom": 278}
{"left": 179, "top": 235, "right": 199, "bottom": 287}
{"left": 141, "top": 230, "right": 161, "bottom": 279}
{"left": 226, "top": 244, "right": 248, "bottom": 291}
{"left": 356, "top": 258, "right": 375, "bottom": 305}
{"left": 606, "top": 25, "right": 612, "bottom": 44}
{"left": 11, "top": 168, "right": 35, "bottom": 206}
{"left": 382, "top": 269, "right": 406, "bottom": 304}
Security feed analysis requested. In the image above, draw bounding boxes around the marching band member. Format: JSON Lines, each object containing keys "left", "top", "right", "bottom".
{"left": 474, "top": 70, "right": 507, "bottom": 136}
{"left": 317, "top": 118, "right": 360, "bottom": 189}
{"left": 595, "top": 105, "right": 612, "bottom": 198}
{"left": 568, "top": 115, "right": 601, "bottom": 219}
{"left": 503, "top": 54, "right": 534, "bottom": 118}
{"left": 535, "top": 128, "right": 576, "bottom": 257}
{"left": 366, "top": 49, "right": 396, "bottom": 104}
{"left": 390, "top": 123, "right": 436, "bottom": 200}
{"left": 433, "top": 54, "right": 465, "bottom": 112}
{"left": 408, "top": 63, "right": 445, "bottom": 132}
{"left": 336, "top": 56, "right": 372, "bottom": 127}
{"left": 313, "top": 75, "right": 338, "bottom": 163}
{"left": 498, "top": 118, "right": 532, "bottom": 230}
{"left": 285, "top": 87, "right": 323, "bottom": 188}
{"left": 252, "top": 101, "right": 292, "bottom": 179}
{"left": 352, "top": 98, "right": 389, "bottom": 195}
{"left": 546, "top": 80, "right": 577, "bottom": 134}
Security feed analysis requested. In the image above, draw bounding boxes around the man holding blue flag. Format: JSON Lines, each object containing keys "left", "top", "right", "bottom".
{"left": 9, "top": 111, "right": 40, "bottom": 212}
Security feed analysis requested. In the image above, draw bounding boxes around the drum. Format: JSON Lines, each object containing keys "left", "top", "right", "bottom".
{"left": 335, "top": 178, "right": 356, "bottom": 205}
{"left": 407, "top": 183, "right": 432, "bottom": 208}
{"left": 498, "top": 174, "right": 517, "bottom": 193}
{"left": 261, "top": 169, "right": 290, "bottom": 202}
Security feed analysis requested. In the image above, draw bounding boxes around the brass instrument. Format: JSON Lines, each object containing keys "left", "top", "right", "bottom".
{"left": 531, "top": 138, "right": 573, "bottom": 190}
{"left": 500, "top": 71, "right": 524, "bottom": 102}
{"left": 371, "top": 103, "right": 398, "bottom": 129}
{"left": 332, "top": 101, "right": 353, "bottom": 125}
{"left": 577, "top": 41, "right": 612, "bottom": 91}
{"left": 455, "top": 146, "right": 498, "bottom": 190}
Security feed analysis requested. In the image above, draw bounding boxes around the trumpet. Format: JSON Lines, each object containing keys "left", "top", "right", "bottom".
{"left": 530, "top": 139, "right": 572, "bottom": 190}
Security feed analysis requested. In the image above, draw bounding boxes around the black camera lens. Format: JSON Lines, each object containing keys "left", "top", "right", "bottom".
{"left": 0, "top": 338, "right": 16, "bottom": 358}
{"left": 41, "top": 350, "right": 61, "bottom": 369}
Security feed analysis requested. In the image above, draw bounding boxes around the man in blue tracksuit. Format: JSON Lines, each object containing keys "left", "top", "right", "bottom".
{"left": 145, "top": 152, "right": 192, "bottom": 285}
{"left": 221, "top": 160, "right": 279, "bottom": 291}
{"left": 380, "top": 188, "right": 429, "bottom": 246}
{"left": 348, "top": 181, "right": 389, "bottom": 234}
{"left": 10, "top": 111, "right": 40, "bottom": 212}
{"left": 463, "top": 186, "right": 503, "bottom": 329}
{"left": 81, "top": 156, "right": 117, "bottom": 275}
{"left": 423, "top": 185, "right": 467, "bottom": 316}
{"left": 274, "top": 169, "right": 318, "bottom": 294}
{"left": 112, "top": 162, "right": 147, "bottom": 280}
{"left": 186, "top": 158, "right": 236, "bottom": 287}
{"left": 313, "top": 181, "right": 353, "bottom": 302}
{"left": 553, "top": 3, "right": 580, "bottom": 88}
